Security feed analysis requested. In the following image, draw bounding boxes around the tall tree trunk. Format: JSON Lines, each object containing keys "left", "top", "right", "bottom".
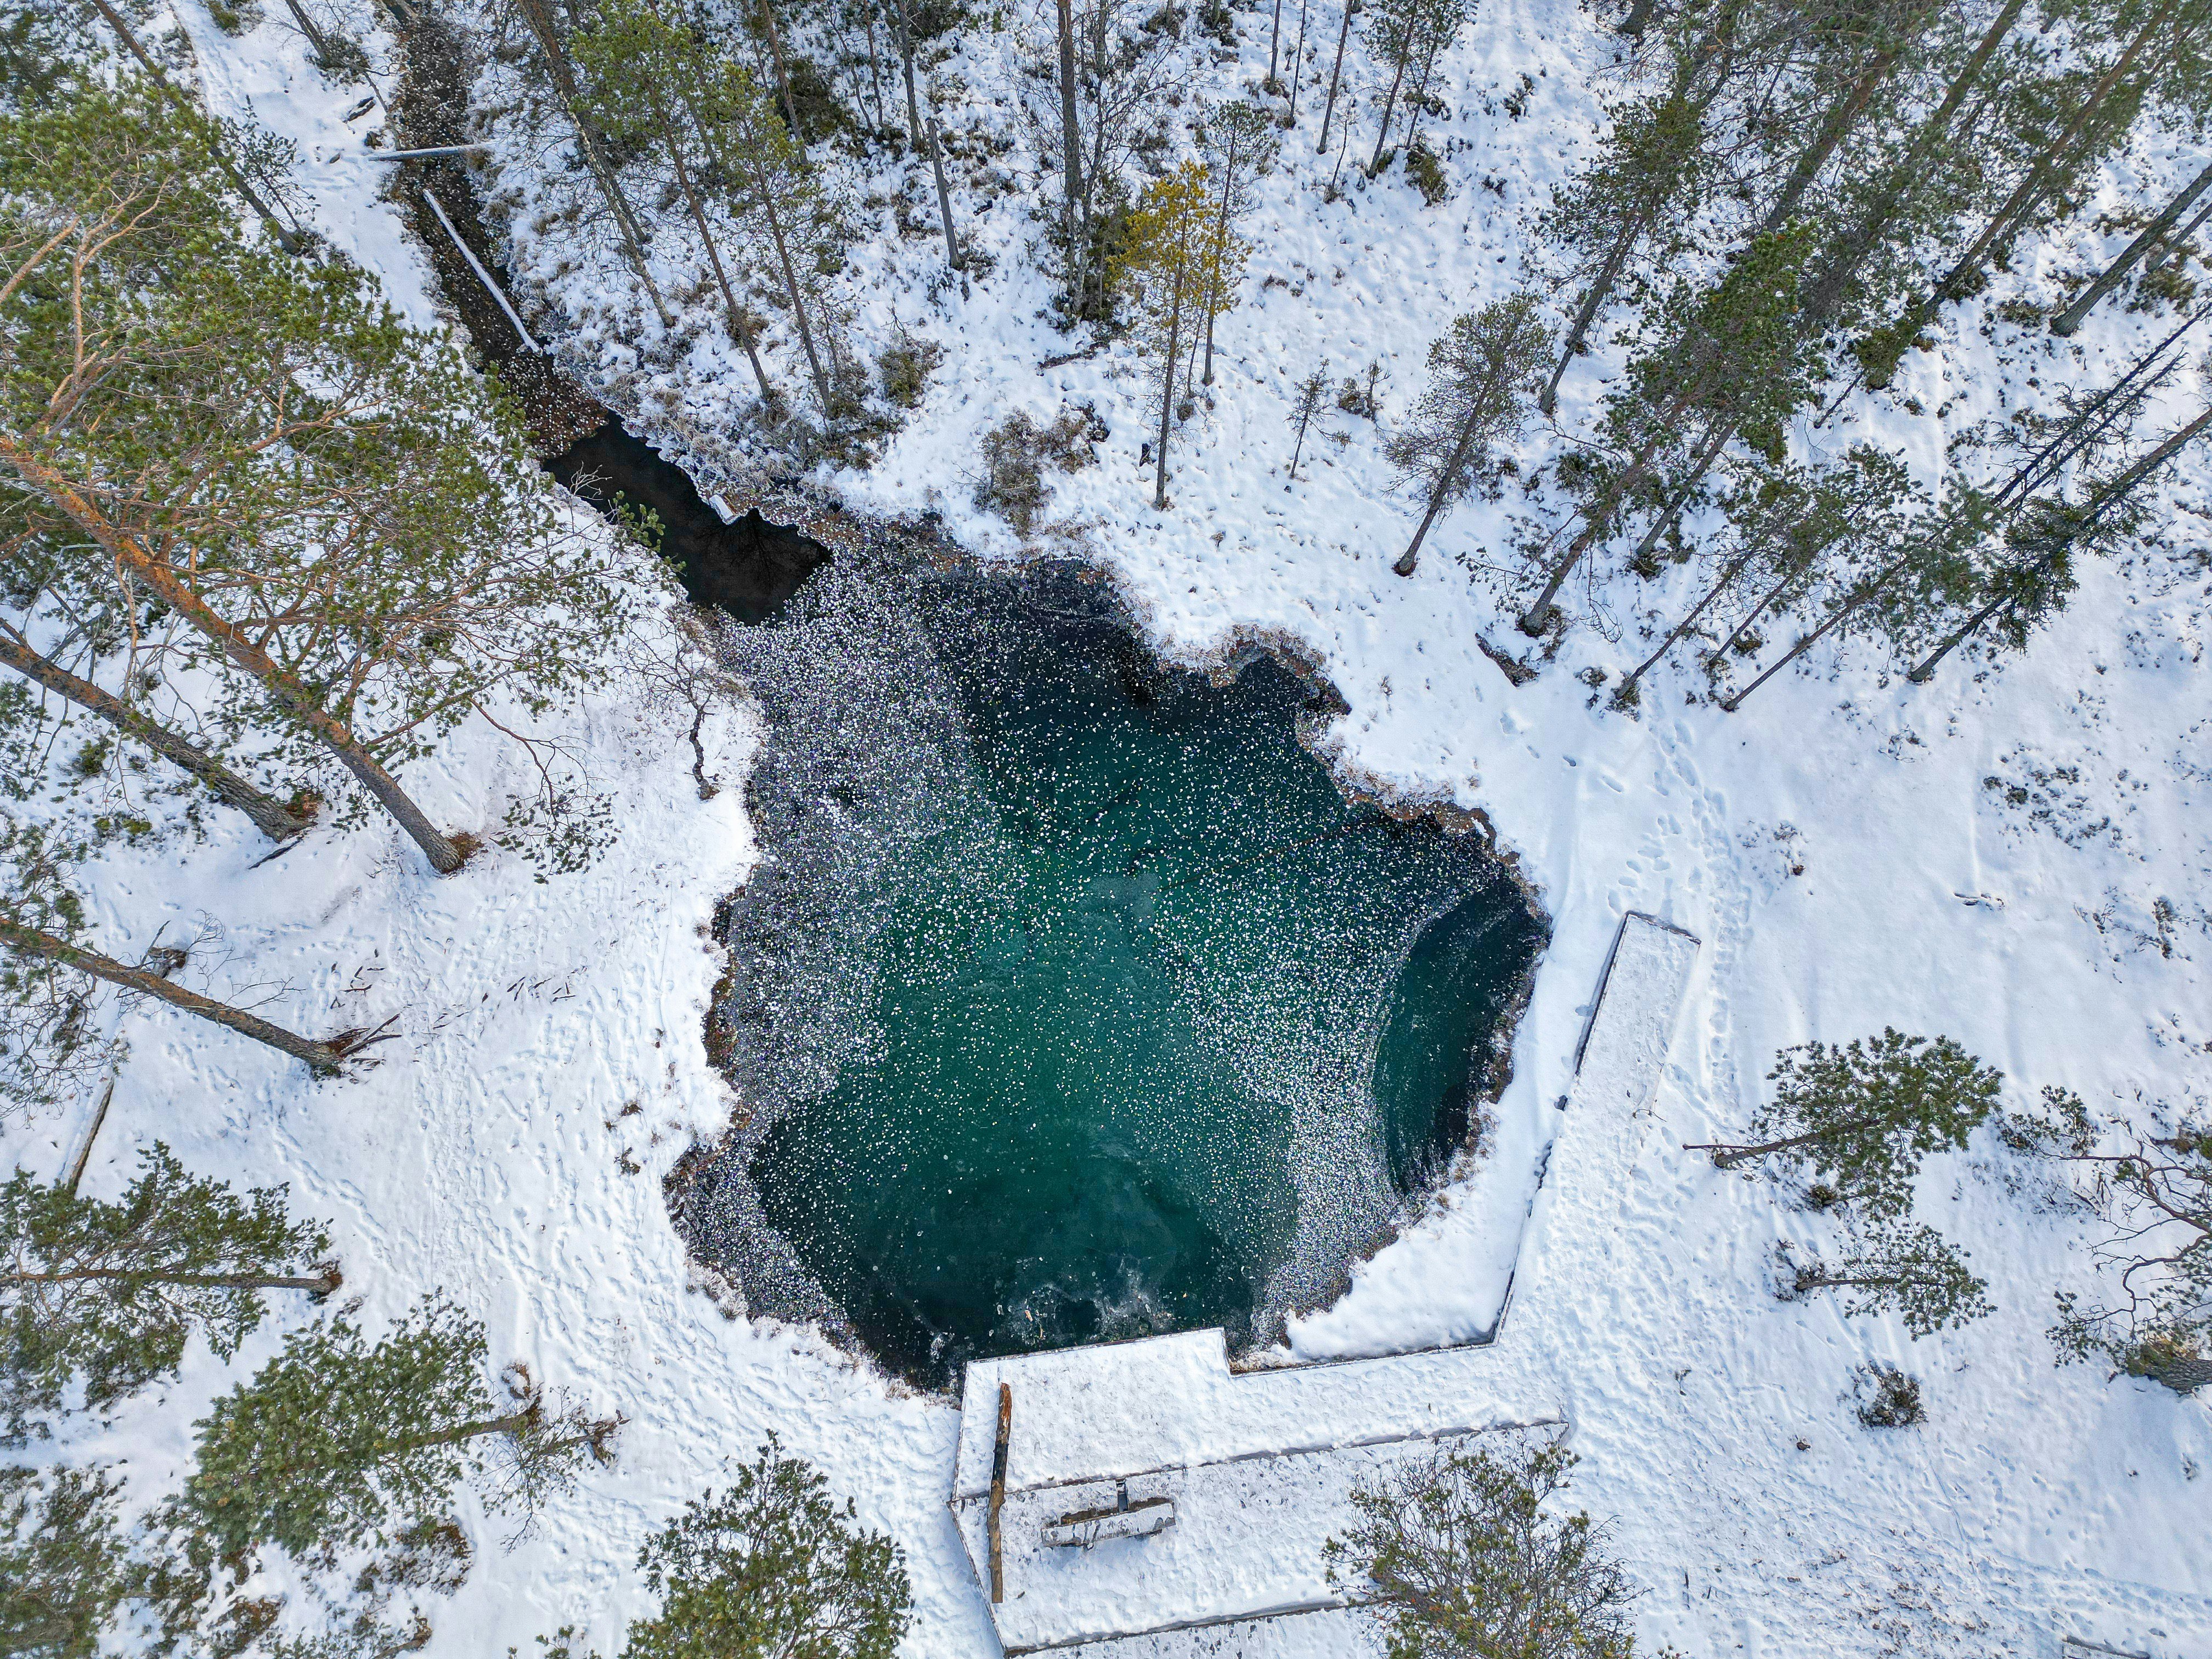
{"left": 651, "top": 99, "right": 774, "bottom": 398}
{"left": 1612, "top": 538, "right": 1763, "bottom": 701}
{"left": 1317, "top": 0, "right": 1354, "bottom": 156}
{"left": 0, "top": 442, "right": 467, "bottom": 874}
{"left": 1905, "top": 402, "right": 2212, "bottom": 681}
{"left": 1056, "top": 0, "right": 1083, "bottom": 251}
{"left": 1684, "top": 1116, "right": 1884, "bottom": 1167}
{"left": 0, "top": 633, "right": 309, "bottom": 840}
{"left": 890, "top": 0, "right": 962, "bottom": 274}
{"left": 80, "top": 0, "right": 302, "bottom": 254}
{"left": 1802, "top": 0, "right": 2025, "bottom": 323}
{"left": 0, "top": 916, "right": 349, "bottom": 1071}
{"left": 511, "top": 0, "right": 676, "bottom": 328}
{"left": 5, "top": 1266, "right": 342, "bottom": 1293}
{"left": 1754, "top": 40, "right": 1912, "bottom": 235}
{"left": 1268, "top": 0, "right": 1283, "bottom": 84}
{"left": 2051, "top": 157, "right": 2212, "bottom": 336}
{"left": 1393, "top": 414, "right": 1487, "bottom": 577}
{"left": 1870, "top": 8, "right": 2173, "bottom": 381}
{"left": 1154, "top": 267, "right": 1187, "bottom": 510}
{"left": 713, "top": 115, "right": 834, "bottom": 413}
{"left": 1543, "top": 233, "right": 1634, "bottom": 416}
{"left": 1717, "top": 544, "right": 1921, "bottom": 710}
{"left": 1288, "top": 0, "right": 1309, "bottom": 121}
{"left": 756, "top": 0, "right": 806, "bottom": 149}
{"left": 1367, "top": 47, "right": 1409, "bottom": 172}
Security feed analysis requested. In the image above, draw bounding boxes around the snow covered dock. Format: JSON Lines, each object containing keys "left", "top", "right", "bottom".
{"left": 949, "top": 911, "right": 1701, "bottom": 1652}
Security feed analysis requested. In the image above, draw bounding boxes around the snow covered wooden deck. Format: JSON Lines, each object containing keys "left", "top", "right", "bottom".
{"left": 947, "top": 911, "right": 1702, "bottom": 1652}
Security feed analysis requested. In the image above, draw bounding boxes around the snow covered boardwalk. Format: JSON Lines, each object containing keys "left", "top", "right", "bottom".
{"left": 949, "top": 912, "right": 1702, "bottom": 1652}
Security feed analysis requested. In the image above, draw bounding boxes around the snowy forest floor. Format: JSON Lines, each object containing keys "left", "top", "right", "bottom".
{"left": 13, "top": 0, "right": 2212, "bottom": 1652}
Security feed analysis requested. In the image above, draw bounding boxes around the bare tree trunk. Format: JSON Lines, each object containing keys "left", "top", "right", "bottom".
{"left": 1056, "top": 0, "right": 1082, "bottom": 245}
{"left": 1, "top": 442, "right": 467, "bottom": 873}
{"left": 1367, "top": 44, "right": 1408, "bottom": 172}
{"left": 1613, "top": 540, "right": 1763, "bottom": 702}
{"left": 0, "top": 915, "right": 350, "bottom": 1072}
{"left": 1288, "top": 0, "right": 1309, "bottom": 121}
{"left": 1317, "top": 0, "right": 1353, "bottom": 156}
{"left": 2052, "top": 158, "right": 2212, "bottom": 336}
{"left": 0, "top": 633, "right": 309, "bottom": 840}
{"left": 1684, "top": 1117, "right": 1883, "bottom": 1168}
{"left": 1268, "top": 0, "right": 1283, "bottom": 84}
{"left": 890, "top": 0, "right": 962, "bottom": 274}
{"left": 757, "top": 0, "right": 806, "bottom": 149}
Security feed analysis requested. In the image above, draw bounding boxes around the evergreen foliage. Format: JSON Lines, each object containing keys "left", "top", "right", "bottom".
{"left": 1850, "top": 1362, "right": 1924, "bottom": 1428}
{"left": 1324, "top": 1438, "right": 1643, "bottom": 1659}
{"left": 0, "top": 80, "right": 633, "bottom": 874}
{"left": 180, "top": 1297, "right": 616, "bottom": 1559}
{"left": 1779, "top": 1222, "right": 1992, "bottom": 1337}
{"left": 1, "top": 1464, "right": 138, "bottom": 1657}
{"left": 2, "top": 1144, "right": 335, "bottom": 1442}
{"left": 618, "top": 1437, "right": 911, "bottom": 1659}
{"left": 1386, "top": 294, "right": 1549, "bottom": 576}
{"left": 1693, "top": 1028, "right": 2002, "bottom": 1217}
{"left": 0, "top": 819, "right": 111, "bottom": 1119}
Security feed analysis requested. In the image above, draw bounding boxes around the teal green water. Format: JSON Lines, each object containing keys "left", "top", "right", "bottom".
{"left": 738, "top": 576, "right": 1542, "bottom": 1384}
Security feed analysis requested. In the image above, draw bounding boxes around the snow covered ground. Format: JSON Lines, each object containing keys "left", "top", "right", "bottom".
{"left": 14, "top": 0, "right": 2212, "bottom": 1653}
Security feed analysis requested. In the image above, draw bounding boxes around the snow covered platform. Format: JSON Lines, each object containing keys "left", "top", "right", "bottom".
{"left": 949, "top": 912, "right": 1702, "bottom": 1652}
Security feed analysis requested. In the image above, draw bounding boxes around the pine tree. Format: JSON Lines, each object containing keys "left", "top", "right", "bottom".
{"left": 1520, "top": 224, "right": 1825, "bottom": 634}
{"left": 1324, "top": 1439, "right": 1640, "bottom": 1659}
{"left": 1362, "top": 0, "right": 1466, "bottom": 175}
{"left": 572, "top": 0, "right": 777, "bottom": 403}
{"left": 1195, "top": 101, "right": 1279, "bottom": 385}
{"left": 1114, "top": 162, "right": 1245, "bottom": 510}
{"left": 1286, "top": 362, "right": 1329, "bottom": 480}
{"left": 619, "top": 1437, "right": 912, "bottom": 1659}
{"left": 2, "top": 1144, "right": 336, "bottom": 1442}
{"left": 0, "top": 626, "right": 309, "bottom": 842}
{"left": 179, "top": 1297, "right": 617, "bottom": 1559}
{"left": 1, "top": 820, "right": 115, "bottom": 1117}
{"left": 0, "top": 82, "right": 631, "bottom": 875}
{"left": 1852, "top": 1, "right": 2207, "bottom": 390}
{"left": 1905, "top": 395, "right": 2210, "bottom": 682}
{"left": 1780, "top": 1223, "right": 1992, "bottom": 1336}
{"left": 2051, "top": 157, "right": 2212, "bottom": 336}
{"left": 1611, "top": 444, "right": 1916, "bottom": 708}
{"left": 1386, "top": 295, "right": 1548, "bottom": 577}
{"left": 1044, "top": 0, "right": 1181, "bottom": 319}
{"left": 1687, "top": 1029, "right": 2002, "bottom": 1218}
{"left": 695, "top": 57, "right": 854, "bottom": 419}
{"left": 507, "top": 0, "right": 675, "bottom": 329}
{"left": 1, "top": 1464, "right": 139, "bottom": 1658}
